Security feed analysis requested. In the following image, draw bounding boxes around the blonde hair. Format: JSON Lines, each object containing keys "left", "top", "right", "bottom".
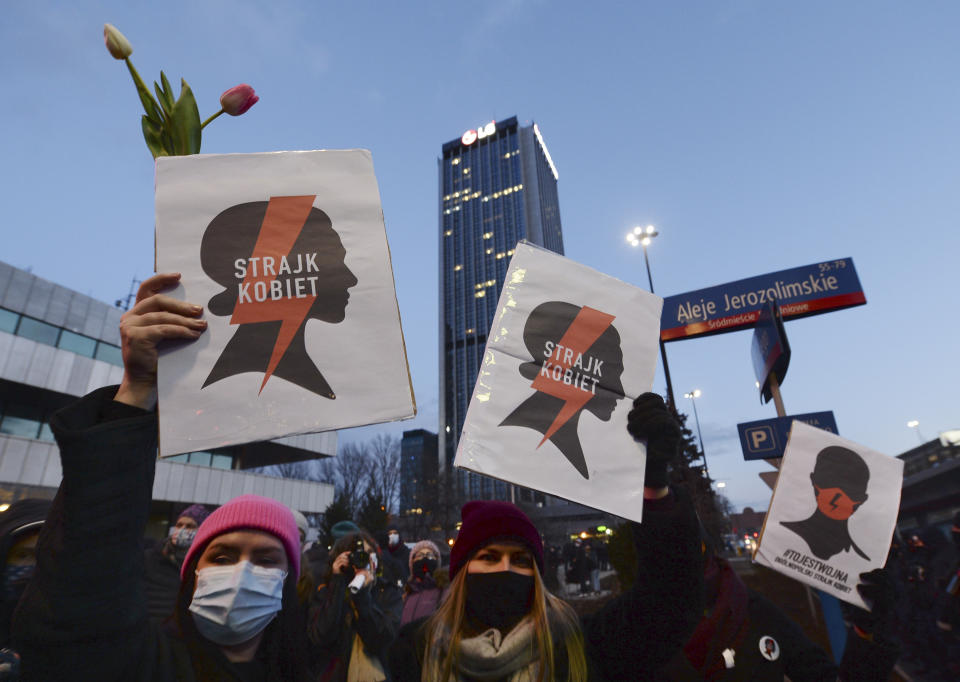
{"left": 420, "top": 563, "right": 588, "bottom": 682}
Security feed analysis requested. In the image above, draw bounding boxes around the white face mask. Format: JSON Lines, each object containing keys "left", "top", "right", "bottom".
{"left": 388, "top": 533, "right": 399, "bottom": 546}
{"left": 189, "top": 560, "right": 286, "bottom": 646}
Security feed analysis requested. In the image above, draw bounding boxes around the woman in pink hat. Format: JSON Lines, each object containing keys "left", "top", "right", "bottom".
{"left": 12, "top": 274, "right": 313, "bottom": 681}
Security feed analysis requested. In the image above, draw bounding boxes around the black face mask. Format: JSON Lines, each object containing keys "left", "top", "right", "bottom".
{"left": 465, "top": 571, "right": 535, "bottom": 633}
{"left": 412, "top": 557, "right": 438, "bottom": 577}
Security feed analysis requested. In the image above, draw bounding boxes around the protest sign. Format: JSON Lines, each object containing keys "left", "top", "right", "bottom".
{"left": 754, "top": 421, "right": 903, "bottom": 608}
{"left": 454, "top": 242, "right": 663, "bottom": 522}
{"left": 155, "top": 150, "right": 415, "bottom": 457}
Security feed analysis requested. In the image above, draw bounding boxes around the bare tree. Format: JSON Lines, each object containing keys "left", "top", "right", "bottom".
{"left": 262, "top": 435, "right": 402, "bottom": 524}
{"left": 365, "top": 434, "right": 401, "bottom": 515}
{"left": 334, "top": 442, "right": 370, "bottom": 515}
{"left": 315, "top": 456, "right": 337, "bottom": 485}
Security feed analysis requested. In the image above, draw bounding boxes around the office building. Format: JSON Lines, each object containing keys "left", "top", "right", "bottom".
{"left": 896, "top": 433, "right": 960, "bottom": 530}
{"left": 0, "top": 261, "right": 335, "bottom": 539}
{"left": 399, "top": 428, "right": 438, "bottom": 516}
{"left": 438, "top": 116, "right": 564, "bottom": 499}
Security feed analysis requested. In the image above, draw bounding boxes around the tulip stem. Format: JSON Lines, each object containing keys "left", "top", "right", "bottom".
{"left": 201, "top": 110, "right": 224, "bottom": 130}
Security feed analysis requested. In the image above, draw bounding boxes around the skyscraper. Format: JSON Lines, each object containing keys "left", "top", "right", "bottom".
{"left": 438, "top": 116, "right": 564, "bottom": 500}
{"left": 399, "top": 428, "right": 438, "bottom": 515}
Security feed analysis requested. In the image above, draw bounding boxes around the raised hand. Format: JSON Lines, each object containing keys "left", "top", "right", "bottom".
{"left": 115, "top": 273, "right": 206, "bottom": 409}
{"left": 627, "top": 392, "right": 682, "bottom": 492}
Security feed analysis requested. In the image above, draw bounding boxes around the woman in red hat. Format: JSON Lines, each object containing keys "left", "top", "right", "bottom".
{"left": 12, "top": 274, "right": 313, "bottom": 680}
{"left": 388, "top": 394, "right": 705, "bottom": 681}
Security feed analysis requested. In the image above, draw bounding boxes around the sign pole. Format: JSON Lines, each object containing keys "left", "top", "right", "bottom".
{"left": 769, "top": 374, "right": 786, "bottom": 418}
{"left": 764, "top": 375, "right": 786, "bottom": 471}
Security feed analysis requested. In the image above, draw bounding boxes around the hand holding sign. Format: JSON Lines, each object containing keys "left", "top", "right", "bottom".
{"left": 754, "top": 422, "right": 903, "bottom": 609}
{"left": 849, "top": 568, "right": 898, "bottom": 639}
{"left": 116, "top": 273, "right": 207, "bottom": 410}
{"left": 627, "top": 393, "right": 681, "bottom": 491}
{"left": 455, "top": 242, "right": 663, "bottom": 522}
{"left": 154, "top": 150, "right": 415, "bottom": 457}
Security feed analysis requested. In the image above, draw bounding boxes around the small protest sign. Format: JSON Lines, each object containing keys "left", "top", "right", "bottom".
{"left": 155, "top": 150, "right": 415, "bottom": 457}
{"left": 754, "top": 421, "right": 904, "bottom": 608}
{"left": 454, "top": 242, "right": 663, "bottom": 523}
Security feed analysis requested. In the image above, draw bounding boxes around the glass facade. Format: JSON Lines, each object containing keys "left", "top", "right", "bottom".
{"left": 0, "top": 306, "right": 124, "bottom": 367}
{"left": 438, "top": 116, "right": 565, "bottom": 500}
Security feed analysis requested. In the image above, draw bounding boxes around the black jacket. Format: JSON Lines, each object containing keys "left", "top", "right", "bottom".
{"left": 662, "top": 570, "right": 900, "bottom": 681}
{"left": 388, "top": 489, "right": 704, "bottom": 681}
{"left": 11, "top": 386, "right": 306, "bottom": 681}
{"left": 309, "top": 571, "right": 402, "bottom": 681}
{"left": 661, "top": 556, "right": 897, "bottom": 682}
{"left": 143, "top": 543, "right": 182, "bottom": 624}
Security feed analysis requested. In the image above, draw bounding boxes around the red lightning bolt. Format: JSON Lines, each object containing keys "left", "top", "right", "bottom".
{"left": 230, "top": 195, "right": 317, "bottom": 393}
{"left": 530, "top": 306, "right": 616, "bottom": 447}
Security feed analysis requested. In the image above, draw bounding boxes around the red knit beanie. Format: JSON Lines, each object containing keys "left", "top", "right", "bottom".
{"left": 181, "top": 495, "right": 300, "bottom": 579}
{"left": 449, "top": 500, "right": 543, "bottom": 578}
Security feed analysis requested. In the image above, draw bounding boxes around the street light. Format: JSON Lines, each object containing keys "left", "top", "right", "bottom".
{"left": 907, "top": 420, "right": 925, "bottom": 443}
{"left": 684, "top": 389, "right": 710, "bottom": 480}
{"left": 626, "top": 225, "right": 676, "bottom": 407}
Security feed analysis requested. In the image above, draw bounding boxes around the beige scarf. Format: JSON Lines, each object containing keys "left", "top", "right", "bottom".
{"left": 428, "top": 620, "right": 541, "bottom": 682}
{"left": 347, "top": 632, "right": 387, "bottom": 682}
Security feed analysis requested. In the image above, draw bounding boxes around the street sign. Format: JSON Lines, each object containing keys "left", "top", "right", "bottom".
{"left": 752, "top": 300, "right": 790, "bottom": 404}
{"left": 737, "top": 411, "right": 838, "bottom": 461}
{"left": 661, "top": 258, "right": 865, "bottom": 342}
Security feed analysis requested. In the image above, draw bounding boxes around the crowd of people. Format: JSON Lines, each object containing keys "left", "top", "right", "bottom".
{"left": 881, "top": 518, "right": 960, "bottom": 680}
{"left": 0, "top": 272, "right": 944, "bottom": 680}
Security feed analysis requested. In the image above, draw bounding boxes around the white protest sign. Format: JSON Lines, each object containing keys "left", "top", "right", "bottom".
{"left": 155, "top": 150, "right": 415, "bottom": 457}
{"left": 754, "top": 421, "right": 904, "bottom": 608}
{"left": 454, "top": 242, "right": 663, "bottom": 523}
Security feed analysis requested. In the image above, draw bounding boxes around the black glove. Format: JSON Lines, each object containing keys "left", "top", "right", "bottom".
{"left": 850, "top": 568, "right": 897, "bottom": 638}
{"left": 627, "top": 392, "right": 681, "bottom": 489}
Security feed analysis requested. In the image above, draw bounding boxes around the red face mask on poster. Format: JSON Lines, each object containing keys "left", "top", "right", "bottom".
{"left": 813, "top": 486, "right": 864, "bottom": 521}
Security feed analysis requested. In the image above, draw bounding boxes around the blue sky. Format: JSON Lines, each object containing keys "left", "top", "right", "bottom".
{"left": 3, "top": 1, "right": 958, "bottom": 512}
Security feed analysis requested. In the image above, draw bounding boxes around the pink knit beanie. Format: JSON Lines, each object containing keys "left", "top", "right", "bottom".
{"left": 408, "top": 539, "right": 442, "bottom": 575}
{"left": 181, "top": 495, "right": 300, "bottom": 579}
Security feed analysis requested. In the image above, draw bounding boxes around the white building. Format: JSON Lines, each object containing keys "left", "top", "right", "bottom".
{"left": 0, "top": 261, "right": 335, "bottom": 537}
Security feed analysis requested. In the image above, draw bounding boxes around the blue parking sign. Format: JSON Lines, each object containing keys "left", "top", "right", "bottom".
{"left": 737, "top": 412, "right": 838, "bottom": 461}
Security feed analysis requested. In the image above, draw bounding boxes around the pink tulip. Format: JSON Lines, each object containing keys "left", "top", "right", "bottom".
{"left": 219, "top": 84, "right": 259, "bottom": 116}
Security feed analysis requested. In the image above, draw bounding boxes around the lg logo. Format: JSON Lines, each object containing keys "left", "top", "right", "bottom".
{"left": 461, "top": 121, "right": 497, "bottom": 146}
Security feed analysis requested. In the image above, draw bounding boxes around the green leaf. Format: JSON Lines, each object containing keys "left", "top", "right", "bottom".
{"left": 160, "top": 127, "right": 176, "bottom": 157}
{"left": 141, "top": 115, "right": 165, "bottom": 159}
{"left": 154, "top": 81, "right": 174, "bottom": 116}
{"left": 169, "top": 78, "right": 202, "bottom": 155}
{"left": 125, "top": 59, "right": 164, "bottom": 125}
{"left": 160, "top": 71, "right": 174, "bottom": 102}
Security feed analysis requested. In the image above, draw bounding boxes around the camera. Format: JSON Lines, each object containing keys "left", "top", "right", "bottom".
{"left": 349, "top": 536, "right": 370, "bottom": 571}
{"left": 346, "top": 537, "right": 371, "bottom": 594}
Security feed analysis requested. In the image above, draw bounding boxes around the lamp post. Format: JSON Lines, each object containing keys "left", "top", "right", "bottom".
{"left": 626, "top": 225, "right": 676, "bottom": 407}
{"left": 684, "top": 389, "right": 710, "bottom": 480}
{"left": 907, "top": 420, "right": 925, "bottom": 444}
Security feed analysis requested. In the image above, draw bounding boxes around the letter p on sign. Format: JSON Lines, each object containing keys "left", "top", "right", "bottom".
{"left": 749, "top": 426, "right": 776, "bottom": 453}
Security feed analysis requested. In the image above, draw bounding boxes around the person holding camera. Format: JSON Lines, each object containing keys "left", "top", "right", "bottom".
{"left": 388, "top": 392, "right": 705, "bottom": 681}
{"left": 310, "top": 530, "right": 402, "bottom": 681}
{"left": 10, "top": 273, "right": 314, "bottom": 680}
